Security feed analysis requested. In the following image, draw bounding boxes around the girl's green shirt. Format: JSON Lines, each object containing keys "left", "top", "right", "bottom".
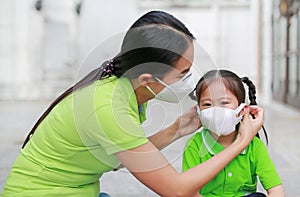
{"left": 2, "top": 76, "right": 148, "bottom": 196}
{"left": 182, "top": 129, "right": 282, "bottom": 197}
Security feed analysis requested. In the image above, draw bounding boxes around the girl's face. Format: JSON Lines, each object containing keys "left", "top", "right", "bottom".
{"left": 199, "top": 80, "right": 239, "bottom": 111}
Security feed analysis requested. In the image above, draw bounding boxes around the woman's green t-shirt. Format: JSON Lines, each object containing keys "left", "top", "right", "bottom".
{"left": 2, "top": 76, "right": 148, "bottom": 196}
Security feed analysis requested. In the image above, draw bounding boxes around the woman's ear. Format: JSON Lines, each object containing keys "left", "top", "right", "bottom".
{"left": 137, "top": 74, "right": 155, "bottom": 87}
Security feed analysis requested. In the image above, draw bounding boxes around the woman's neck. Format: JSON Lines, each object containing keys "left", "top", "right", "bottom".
{"left": 130, "top": 79, "right": 153, "bottom": 105}
{"left": 209, "top": 131, "right": 238, "bottom": 148}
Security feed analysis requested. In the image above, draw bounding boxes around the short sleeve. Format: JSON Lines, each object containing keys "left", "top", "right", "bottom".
{"left": 254, "top": 139, "right": 282, "bottom": 189}
{"left": 88, "top": 104, "right": 148, "bottom": 155}
{"left": 182, "top": 133, "right": 202, "bottom": 172}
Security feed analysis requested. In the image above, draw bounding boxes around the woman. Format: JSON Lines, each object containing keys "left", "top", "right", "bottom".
{"left": 2, "top": 11, "right": 264, "bottom": 197}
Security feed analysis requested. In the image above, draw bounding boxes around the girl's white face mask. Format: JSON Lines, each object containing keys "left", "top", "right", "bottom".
{"left": 198, "top": 103, "right": 247, "bottom": 136}
{"left": 146, "top": 70, "right": 195, "bottom": 103}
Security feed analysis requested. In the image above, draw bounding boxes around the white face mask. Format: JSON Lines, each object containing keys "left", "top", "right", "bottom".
{"left": 198, "top": 103, "right": 247, "bottom": 136}
{"left": 146, "top": 70, "right": 195, "bottom": 103}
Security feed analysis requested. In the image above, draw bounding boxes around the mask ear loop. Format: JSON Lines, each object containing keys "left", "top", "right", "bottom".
{"left": 196, "top": 106, "right": 201, "bottom": 115}
{"left": 155, "top": 77, "right": 170, "bottom": 88}
{"left": 146, "top": 86, "right": 157, "bottom": 96}
{"left": 235, "top": 103, "right": 247, "bottom": 117}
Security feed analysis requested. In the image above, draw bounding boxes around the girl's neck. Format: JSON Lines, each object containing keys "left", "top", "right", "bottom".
{"left": 209, "top": 130, "right": 238, "bottom": 148}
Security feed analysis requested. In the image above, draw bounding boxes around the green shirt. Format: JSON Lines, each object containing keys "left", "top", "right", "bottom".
{"left": 2, "top": 76, "right": 148, "bottom": 196}
{"left": 182, "top": 129, "right": 282, "bottom": 197}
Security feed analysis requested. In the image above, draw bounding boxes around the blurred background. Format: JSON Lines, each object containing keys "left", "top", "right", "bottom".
{"left": 0, "top": 0, "right": 300, "bottom": 196}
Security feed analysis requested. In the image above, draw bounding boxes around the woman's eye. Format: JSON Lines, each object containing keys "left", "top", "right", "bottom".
{"left": 203, "top": 103, "right": 211, "bottom": 107}
{"left": 176, "top": 74, "right": 185, "bottom": 79}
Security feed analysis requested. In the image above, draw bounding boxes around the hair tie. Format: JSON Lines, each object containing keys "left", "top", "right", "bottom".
{"left": 100, "top": 60, "right": 115, "bottom": 77}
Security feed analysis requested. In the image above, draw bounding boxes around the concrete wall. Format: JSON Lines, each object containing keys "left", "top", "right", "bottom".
{"left": 0, "top": 0, "right": 43, "bottom": 99}
{"left": 0, "top": 0, "right": 266, "bottom": 101}
{"left": 0, "top": 0, "right": 78, "bottom": 100}
{"left": 136, "top": 1, "right": 259, "bottom": 82}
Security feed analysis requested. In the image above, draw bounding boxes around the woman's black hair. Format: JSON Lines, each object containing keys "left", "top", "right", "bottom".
{"left": 22, "top": 10, "right": 195, "bottom": 148}
{"left": 130, "top": 11, "right": 195, "bottom": 39}
{"left": 192, "top": 70, "right": 268, "bottom": 144}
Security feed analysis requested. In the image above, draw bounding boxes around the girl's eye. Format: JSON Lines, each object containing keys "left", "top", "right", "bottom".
{"left": 203, "top": 103, "right": 211, "bottom": 107}
{"left": 221, "top": 101, "right": 229, "bottom": 105}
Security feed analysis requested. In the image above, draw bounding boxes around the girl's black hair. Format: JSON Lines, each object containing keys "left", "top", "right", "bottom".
{"left": 22, "top": 11, "right": 195, "bottom": 148}
{"left": 192, "top": 69, "right": 268, "bottom": 144}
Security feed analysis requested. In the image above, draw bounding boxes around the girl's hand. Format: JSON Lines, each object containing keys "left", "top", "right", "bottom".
{"left": 173, "top": 105, "right": 201, "bottom": 138}
{"left": 236, "top": 105, "right": 264, "bottom": 145}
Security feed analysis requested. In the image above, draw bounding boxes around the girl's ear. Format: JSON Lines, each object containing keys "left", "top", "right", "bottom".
{"left": 238, "top": 105, "right": 249, "bottom": 117}
{"left": 137, "top": 74, "right": 155, "bottom": 87}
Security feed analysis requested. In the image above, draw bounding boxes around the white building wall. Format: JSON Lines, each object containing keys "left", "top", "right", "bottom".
{"left": 0, "top": 0, "right": 263, "bottom": 101}
{"left": 0, "top": 0, "right": 42, "bottom": 97}
{"left": 136, "top": 0, "right": 259, "bottom": 85}
{"left": 261, "top": 0, "right": 274, "bottom": 103}
{"left": 0, "top": 0, "right": 78, "bottom": 100}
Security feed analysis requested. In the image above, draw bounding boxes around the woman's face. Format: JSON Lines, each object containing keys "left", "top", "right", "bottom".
{"left": 199, "top": 80, "right": 239, "bottom": 111}
{"left": 159, "top": 42, "right": 194, "bottom": 86}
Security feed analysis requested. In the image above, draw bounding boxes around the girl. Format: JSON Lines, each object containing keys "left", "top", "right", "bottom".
{"left": 182, "top": 69, "right": 285, "bottom": 197}
{"left": 2, "top": 12, "right": 264, "bottom": 197}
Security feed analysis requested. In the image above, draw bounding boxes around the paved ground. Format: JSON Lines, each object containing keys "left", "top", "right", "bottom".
{"left": 0, "top": 99, "right": 299, "bottom": 196}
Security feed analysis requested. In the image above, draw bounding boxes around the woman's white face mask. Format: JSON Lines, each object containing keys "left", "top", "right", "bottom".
{"left": 198, "top": 103, "right": 247, "bottom": 136}
{"left": 146, "top": 70, "right": 195, "bottom": 103}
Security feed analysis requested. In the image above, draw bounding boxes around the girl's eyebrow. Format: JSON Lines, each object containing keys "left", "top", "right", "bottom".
{"left": 218, "top": 97, "right": 232, "bottom": 100}
{"left": 200, "top": 97, "right": 231, "bottom": 103}
{"left": 200, "top": 98, "right": 211, "bottom": 102}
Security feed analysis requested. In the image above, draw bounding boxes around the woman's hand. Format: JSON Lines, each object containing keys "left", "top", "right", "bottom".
{"left": 148, "top": 105, "right": 201, "bottom": 150}
{"left": 192, "top": 192, "right": 203, "bottom": 197}
{"left": 173, "top": 105, "right": 201, "bottom": 139}
{"left": 236, "top": 105, "right": 264, "bottom": 146}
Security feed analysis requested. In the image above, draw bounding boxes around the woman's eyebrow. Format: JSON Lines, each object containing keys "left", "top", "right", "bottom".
{"left": 180, "top": 68, "right": 190, "bottom": 75}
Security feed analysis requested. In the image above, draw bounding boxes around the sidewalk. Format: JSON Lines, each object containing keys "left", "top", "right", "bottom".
{"left": 0, "top": 100, "right": 299, "bottom": 196}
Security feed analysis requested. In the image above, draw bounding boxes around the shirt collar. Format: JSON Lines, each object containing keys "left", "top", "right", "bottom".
{"left": 138, "top": 103, "right": 147, "bottom": 123}
{"left": 122, "top": 77, "right": 148, "bottom": 123}
{"left": 201, "top": 128, "right": 247, "bottom": 155}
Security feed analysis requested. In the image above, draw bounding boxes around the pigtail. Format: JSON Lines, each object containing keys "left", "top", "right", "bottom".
{"left": 241, "top": 77, "right": 257, "bottom": 105}
{"left": 241, "top": 77, "right": 269, "bottom": 144}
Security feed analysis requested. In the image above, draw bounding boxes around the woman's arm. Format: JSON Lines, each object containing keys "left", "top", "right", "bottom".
{"left": 148, "top": 106, "right": 200, "bottom": 150}
{"left": 267, "top": 185, "right": 285, "bottom": 197}
{"left": 115, "top": 107, "right": 264, "bottom": 197}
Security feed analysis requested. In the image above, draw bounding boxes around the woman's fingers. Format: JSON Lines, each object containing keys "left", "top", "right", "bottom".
{"left": 249, "top": 105, "right": 264, "bottom": 120}
{"left": 175, "top": 105, "right": 201, "bottom": 137}
{"left": 237, "top": 106, "right": 264, "bottom": 145}
{"left": 181, "top": 105, "right": 199, "bottom": 120}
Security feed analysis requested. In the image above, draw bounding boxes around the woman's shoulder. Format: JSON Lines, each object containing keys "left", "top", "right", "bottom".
{"left": 93, "top": 76, "right": 136, "bottom": 107}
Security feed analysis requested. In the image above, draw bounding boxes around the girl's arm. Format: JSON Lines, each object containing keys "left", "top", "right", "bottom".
{"left": 148, "top": 106, "right": 200, "bottom": 150}
{"left": 115, "top": 107, "right": 264, "bottom": 197}
{"left": 267, "top": 185, "right": 285, "bottom": 197}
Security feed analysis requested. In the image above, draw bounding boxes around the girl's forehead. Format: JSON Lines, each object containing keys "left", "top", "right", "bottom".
{"left": 202, "top": 80, "right": 234, "bottom": 99}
